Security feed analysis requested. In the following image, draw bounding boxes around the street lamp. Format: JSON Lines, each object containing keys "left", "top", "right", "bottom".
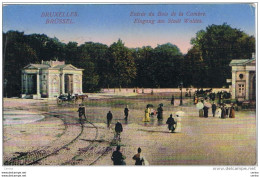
{"left": 4, "top": 79, "right": 8, "bottom": 98}
{"left": 179, "top": 81, "right": 183, "bottom": 106}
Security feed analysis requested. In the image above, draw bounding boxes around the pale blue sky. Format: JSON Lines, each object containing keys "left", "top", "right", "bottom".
{"left": 3, "top": 4, "right": 255, "bottom": 54}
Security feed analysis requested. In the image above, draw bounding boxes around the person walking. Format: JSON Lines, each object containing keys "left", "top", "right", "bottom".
{"left": 157, "top": 104, "right": 163, "bottom": 121}
{"left": 171, "top": 95, "right": 175, "bottom": 105}
{"left": 77, "top": 104, "right": 86, "bottom": 121}
{"left": 124, "top": 105, "right": 129, "bottom": 121}
{"left": 212, "top": 102, "right": 217, "bottom": 117}
{"left": 221, "top": 105, "right": 226, "bottom": 119}
{"left": 115, "top": 121, "right": 123, "bottom": 140}
{"left": 143, "top": 106, "right": 150, "bottom": 122}
{"left": 174, "top": 115, "right": 182, "bottom": 133}
{"left": 133, "top": 147, "right": 145, "bottom": 165}
{"left": 111, "top": 146, "right": 126, "bottom": 165}
{"left": 107, "top": 111, "right": 113, "bottom": 128}
{"left": 203, "top": 106, "right": 209, "bottom": 118}
{"left": 215, "top": 106, "right": 222, "bottom": 118}
{"left": 229, "top": 105, "right": 235, "bottom": 118}
{"left": 166, "top": 114, "right": 176, "bottom": 133}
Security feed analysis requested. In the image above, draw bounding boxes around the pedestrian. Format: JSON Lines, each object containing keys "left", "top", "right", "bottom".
{"left": 199, "top": 100, "right": 204, "bottom": 117}
{"left": 171, "top": 95, "right": 175, "bottom": 105}
{"left": 194, "top": 96, "right": 198, "bottom": 104}
{"left": 166, "top": 114, "right": 176, "bottom": 133}
{"left": 225, "top": 105, "right": 229, "bottom": 116}
{"left": 111, "top": 146, "right": 126, "bottom": 165}
{"left": 174, "top": 115, "right": 182, "bottom": 133}
{"left": 115, "top": 121, "right": 123, "bottom": 136}
{"left": 212, "top": 102, "right": 217, "bottom": 117}
{"left": 157, "top": 104, "right": 163, "bottom": 121}
{"left": 107, "top": 111, "right": 113, "bottom": 128}
{"left": 203, "top": 106, "right": 209, "bottom": 118}
{"left": 77, "top": 104, "right": 86, "bottom": 121}
{"left": 132, "top": 147, "right": 148, "bottom": 165}
{"left": 124, "top": 105, "right": 129, "bottom": 121}
{"left": 215, "top": 106, "right": 222, "bottom": 118}
{"left": 221, "top": 105, "right": 226, "bottom": 119}
{"left": 143, "top": 105, "right": 150, "bottom": 122}
{"left": 229, "top": 105, "right": 235, "bottom": 118}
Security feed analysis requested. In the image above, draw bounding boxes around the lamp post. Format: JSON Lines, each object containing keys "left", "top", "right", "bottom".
{"left": 4, "top": 79, "right": 7, "bottom": 98}
{"left": 180, "top": 81, "right": 183, "bottom": 106}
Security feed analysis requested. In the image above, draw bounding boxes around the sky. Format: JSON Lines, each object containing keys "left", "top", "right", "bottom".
{"left": 3, "top": 3, "right": 256, "bottom": 54}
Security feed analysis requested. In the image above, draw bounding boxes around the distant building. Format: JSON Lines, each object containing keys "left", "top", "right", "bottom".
{"left": 229, "top": 55, "right": 256, "bottom": 101}
{"left": 21, "top": 60, "right": 83, "bottom": 98}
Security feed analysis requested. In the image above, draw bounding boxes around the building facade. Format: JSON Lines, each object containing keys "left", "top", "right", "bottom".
{"left": 21, "top": 60, "right": 83, "bottom": 98}
{"left": 229, "top": 58, "right": 256, "bottom": 101}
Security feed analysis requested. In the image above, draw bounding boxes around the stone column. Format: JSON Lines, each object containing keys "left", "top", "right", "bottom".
{"left": 245, "top": 71, "right": 250, "bottom": 100}
{"left": 72, "top": 74, "right": 74, "bottom": 94}
{"left": 37, "top": 70, "right": 40, "bottom": 96}
{"left": 60, "top": 72, "right": 65, "bottom": 94}
{"left": 21, "top": 73, "right": 24, "bottom": 94}
{"left": 80, "top": 74, "right": 83, "bottom": 94}
{"left": 231, "top": 71, "right": 236, "bottom": 99}
{"left": 25, "top": 74, "right": 28, "bottom": 94}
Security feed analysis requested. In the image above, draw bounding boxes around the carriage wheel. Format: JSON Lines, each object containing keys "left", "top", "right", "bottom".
{"left": 57, "top": 99, "right": 62, "bottom": 104}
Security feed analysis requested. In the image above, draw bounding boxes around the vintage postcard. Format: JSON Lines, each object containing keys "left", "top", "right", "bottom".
{"left": 1, "top": 2, "right": 257, "bottom": 176}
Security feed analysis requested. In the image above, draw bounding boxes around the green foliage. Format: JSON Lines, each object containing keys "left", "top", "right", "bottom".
{"left": 184, "top": 23, "right": 255, "bottom": 88}
{"left": 107, "top": 39, "right": 137, "bottom": 87}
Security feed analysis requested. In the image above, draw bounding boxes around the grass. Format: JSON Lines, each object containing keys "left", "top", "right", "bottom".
{"left": 84, "top": 99, "right": 134, "bottom": 107}
{"left": 55, "top": 133, "right": 63, "bottom": 138}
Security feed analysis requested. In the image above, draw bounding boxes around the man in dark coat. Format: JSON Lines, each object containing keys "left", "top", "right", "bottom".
{"left": 171, "top": 95, "right": 175, "bottom": 105}
{"left": 133, "top": 147, "right": 144, "bottom": 165}
{"left": 221, "top": 106, "right": 226, "bottom": 119}
{"left": 115, "top": 121, "right": 123, "bottom": 140}
{"left": 166, "top": 114, "right": 176, "bottom": 133}
{"left": 157, "top": 105, "right": 163, "bottom": 120}
{"left": 77, "top": 104, "right": 86, "bottom": 121}
{"left": 203, "top": 106, "right": 209, "bottom": 118}
{"left": 115, "top": 122, "right": 123, "bottom": 134}
{"left": 107, "top": 111, "right": 113, "bottom": 128}
{"left": 111, "top": 146, "right": 126, "bottom": 165}
{"left": 124, "top": 105, "right": 129, "bottom": 121}
{"left": 212, "top": 102, "right": 217, "bottom": 117}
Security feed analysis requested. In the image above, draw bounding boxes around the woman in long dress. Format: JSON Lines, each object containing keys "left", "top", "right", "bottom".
{"left": 215, "top": 107, "right": 222, "bottom": 118}
{"left": 143, "top": 107, "right": 150, "bottom": 122}
{"left": 174, "top": 115, "right": 181, "bottom": 133}
{"left": 229, "top": 106, "right": 235, "bottom": 118}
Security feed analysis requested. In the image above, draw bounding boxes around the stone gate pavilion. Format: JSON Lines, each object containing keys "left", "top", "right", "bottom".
{"left": 21, "top": 60, "right": 83, "bottom": 98}
{"left": 229, "top": 57, "right": 256, "bottom": 101}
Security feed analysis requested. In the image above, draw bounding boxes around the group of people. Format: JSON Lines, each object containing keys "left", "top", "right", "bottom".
{"left": 143, "top": 104, "right": 164, "bottom": 122}
{"left": 111, "top": 146, "right": 148, "bottom": 165}
{"left": 198, "top": 101, "right": 236, "bottom": 119}
{"left": 215, "top": 103, "right": 236, "bottom": 119}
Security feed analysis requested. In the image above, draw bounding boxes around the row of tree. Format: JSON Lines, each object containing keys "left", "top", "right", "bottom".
{"left": 3, "top": 23, "right": 255, "bottom": 96}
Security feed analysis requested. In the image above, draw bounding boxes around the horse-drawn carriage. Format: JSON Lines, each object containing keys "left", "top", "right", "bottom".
{"left": 57, "top": 94, "right": 88, "bottom": 104}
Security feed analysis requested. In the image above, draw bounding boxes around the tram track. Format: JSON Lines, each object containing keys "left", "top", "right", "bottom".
{"left": 4, "top": 109, "right": 112, "bottom": 166}
{"left": 4, "top": 111, "right": 83, "bottom": 165}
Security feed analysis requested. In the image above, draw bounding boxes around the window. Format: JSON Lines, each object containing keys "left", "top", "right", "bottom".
{"left": 238, "top": 84, "right": 245, "bottom": 95}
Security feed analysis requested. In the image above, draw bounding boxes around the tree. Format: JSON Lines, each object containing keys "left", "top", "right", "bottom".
{"left": 3, "top": 31, "right": 38, "bottom": 96}
{"left": 186, "top": 23, "right": 255, "bottom": 87}
{"left": 107, "top": 39, "right": 137, "bottom": 88}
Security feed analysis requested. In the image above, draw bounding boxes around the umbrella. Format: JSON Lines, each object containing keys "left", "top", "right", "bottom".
{"left": 204, "top": 102, "right": 212, "bottom": 108}
{"left": 196, "top": 102, "right": 204, "bottom": 109}
{"left": 175, "top": 111, "right": 185, "bottom": 117}
{"left": 147, "top": 104, "right": 154, "bottom": 108}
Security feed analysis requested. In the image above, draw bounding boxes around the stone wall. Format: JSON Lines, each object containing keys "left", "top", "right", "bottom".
{"left": 101, "top": 88, "right": 230, "bottom": 94}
